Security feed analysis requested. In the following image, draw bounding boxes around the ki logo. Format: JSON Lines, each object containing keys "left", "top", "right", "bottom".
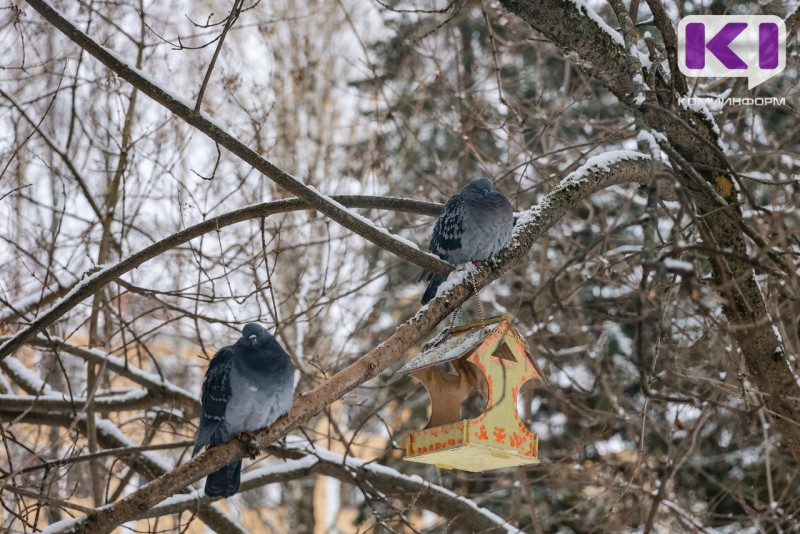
{"left": 678, "top": 15, "right": 786, "bottom": 89}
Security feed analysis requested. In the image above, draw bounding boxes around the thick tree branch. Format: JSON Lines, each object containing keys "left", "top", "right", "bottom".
{"left": 54, "top": 155, "right": 653, "bottom": 533}
{"left": 22, "top": 0, "right": 451, "bottom": 280}
{"left": 0, "top": 195, "right": 443, "bottom": 361}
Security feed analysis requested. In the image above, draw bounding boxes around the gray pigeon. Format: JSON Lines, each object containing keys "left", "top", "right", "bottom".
{"left": 420, "top": 178, "right": 513, "bottom": 304}
{"left": 192, "top": 323, "right": 294, "bottom": 498}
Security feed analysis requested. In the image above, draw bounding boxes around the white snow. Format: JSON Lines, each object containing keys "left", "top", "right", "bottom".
{"left": 0, "top": 389, "right": 147, "bottom": 406}
{"left": 568, "top": 0, "right": 624, "bottom": 46}
{"left": 241, "top": 454, "right": 319, "bottom": 481}
{"left": 594, "top": 434, "right": 628, "bottom": 455}
{"left": 433, "top": 261, "right": 479, "bottom": 300}
{"left": 1, "top": 356, "right": 53, "bottom": 394}
{"left": 663, "top": 258, "right": 694, "bottom": 274}
{"left": 679, "top": 97, "right": 722, "bottom": 139}
{"left": 513, "top": 204, "right": 543, "bottom": 230}
{"left": 637, "top": 129, "right": 667, "bottom": 155}
{"left": 563, "top": 150, "right": 650, "bottom": 186}
{"left": 605, "top": 244, "right": 643, "bottom": 257}
{"left": 592, "top": 285, "right": 634, "bottom": 299}
{"left": 41, "top": 516, "right": 84, "bottom": 534}
{"left": 150, "top": 487, "right": 204, "bottom": 509}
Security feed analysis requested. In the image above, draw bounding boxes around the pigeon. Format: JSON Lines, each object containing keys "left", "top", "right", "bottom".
{"left": 420, "top": 177, "right": 513, "bottom": 304}
{"left": 192, "top": 323, "right": 294, "bottom": 498}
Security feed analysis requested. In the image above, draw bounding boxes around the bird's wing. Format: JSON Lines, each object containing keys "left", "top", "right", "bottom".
{"left": 420, "top": 194, "right": 464, "bottom": 283}
{"left": 192, "top": 347, "right": 235, "bottom": 457}
{"left": 429, "top": 194, "right": 464, "bottom": 258}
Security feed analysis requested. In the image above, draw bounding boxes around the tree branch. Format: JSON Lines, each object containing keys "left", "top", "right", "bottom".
{"left": 4, "top": 335, "right": 199, "bottom": 413}
{"left": 139, "top": 444, "right": 521, "bottom": 533}
{"left": 0, "top": 392, "right": 164, "bottom": 413}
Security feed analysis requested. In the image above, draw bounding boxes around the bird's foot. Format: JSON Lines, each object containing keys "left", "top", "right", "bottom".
{"left": 238, "top": 431, "right": 261, "bottom": 459}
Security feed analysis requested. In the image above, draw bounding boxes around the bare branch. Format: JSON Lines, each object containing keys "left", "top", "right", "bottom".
{"left": 194, "top": 0, "right": 244, "bottom": 111}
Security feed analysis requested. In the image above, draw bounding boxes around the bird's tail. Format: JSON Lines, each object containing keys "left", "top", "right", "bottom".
{"left": 204, "top": 460, "right": 242, "bottom": 498}
{"left": 422, "top": 275, "right": 443, "bottom": 304}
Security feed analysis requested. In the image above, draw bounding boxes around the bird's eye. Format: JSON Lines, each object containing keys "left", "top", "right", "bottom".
{"left": 481, "top": 188, "right": 489, "bottom": 194}
{"left": 249, "top": 335, "right": 257, "bottom": 343}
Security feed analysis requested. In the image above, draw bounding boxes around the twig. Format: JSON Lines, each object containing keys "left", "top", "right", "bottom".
{"left": 194, "top": 0, "right": 244, "bottom": 111}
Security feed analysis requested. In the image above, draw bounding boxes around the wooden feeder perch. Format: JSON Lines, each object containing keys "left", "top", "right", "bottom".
{"left": 400, "top": 315, "right": 547, "bottom": 472}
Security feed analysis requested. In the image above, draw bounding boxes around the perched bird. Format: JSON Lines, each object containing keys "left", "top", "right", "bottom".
{"left": 420, "top": 177, "right": 514, "bottom": 304}
{"left": 192, "top": 323, "right": 294, "bottom": 498}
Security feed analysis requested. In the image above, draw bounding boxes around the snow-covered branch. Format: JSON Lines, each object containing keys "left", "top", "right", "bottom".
{"left": 135, "top": 443, "right": 522, "bottom": 533}
{"left": 3, "top": 335, "right": 198, "bottom": 412}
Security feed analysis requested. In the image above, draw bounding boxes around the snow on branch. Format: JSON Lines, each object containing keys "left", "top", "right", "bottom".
{"left": 0, "top": 356, "right": 55, "bottom": 395}
{"left": 140, "top": 442, "right": 521, "bottom": 532}
{"left": 0, "top": 390, "right": 155, "bottom": 413}
{"left": 16, "top": 335, "right": 198, "bottom": 413}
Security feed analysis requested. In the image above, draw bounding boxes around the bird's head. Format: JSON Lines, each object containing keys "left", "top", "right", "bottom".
{"left": 240, "top": 323, "right": 273, "bottom": 348}
{"left": 467, "top": 177, "right": 495, "bottom": 197}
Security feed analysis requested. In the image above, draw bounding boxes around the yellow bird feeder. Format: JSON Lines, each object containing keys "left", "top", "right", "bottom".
{"left": 400, "top": 315, "right": 546, "bottom": 471}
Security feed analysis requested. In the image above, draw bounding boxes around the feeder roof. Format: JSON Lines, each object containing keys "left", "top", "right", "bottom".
{"left": 399, "top": 315, "right": 547, "bottom": 382}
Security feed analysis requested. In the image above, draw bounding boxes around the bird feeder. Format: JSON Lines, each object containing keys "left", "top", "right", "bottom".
{"left": 400, "top": 315, "right": 546, "bottom": 471}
